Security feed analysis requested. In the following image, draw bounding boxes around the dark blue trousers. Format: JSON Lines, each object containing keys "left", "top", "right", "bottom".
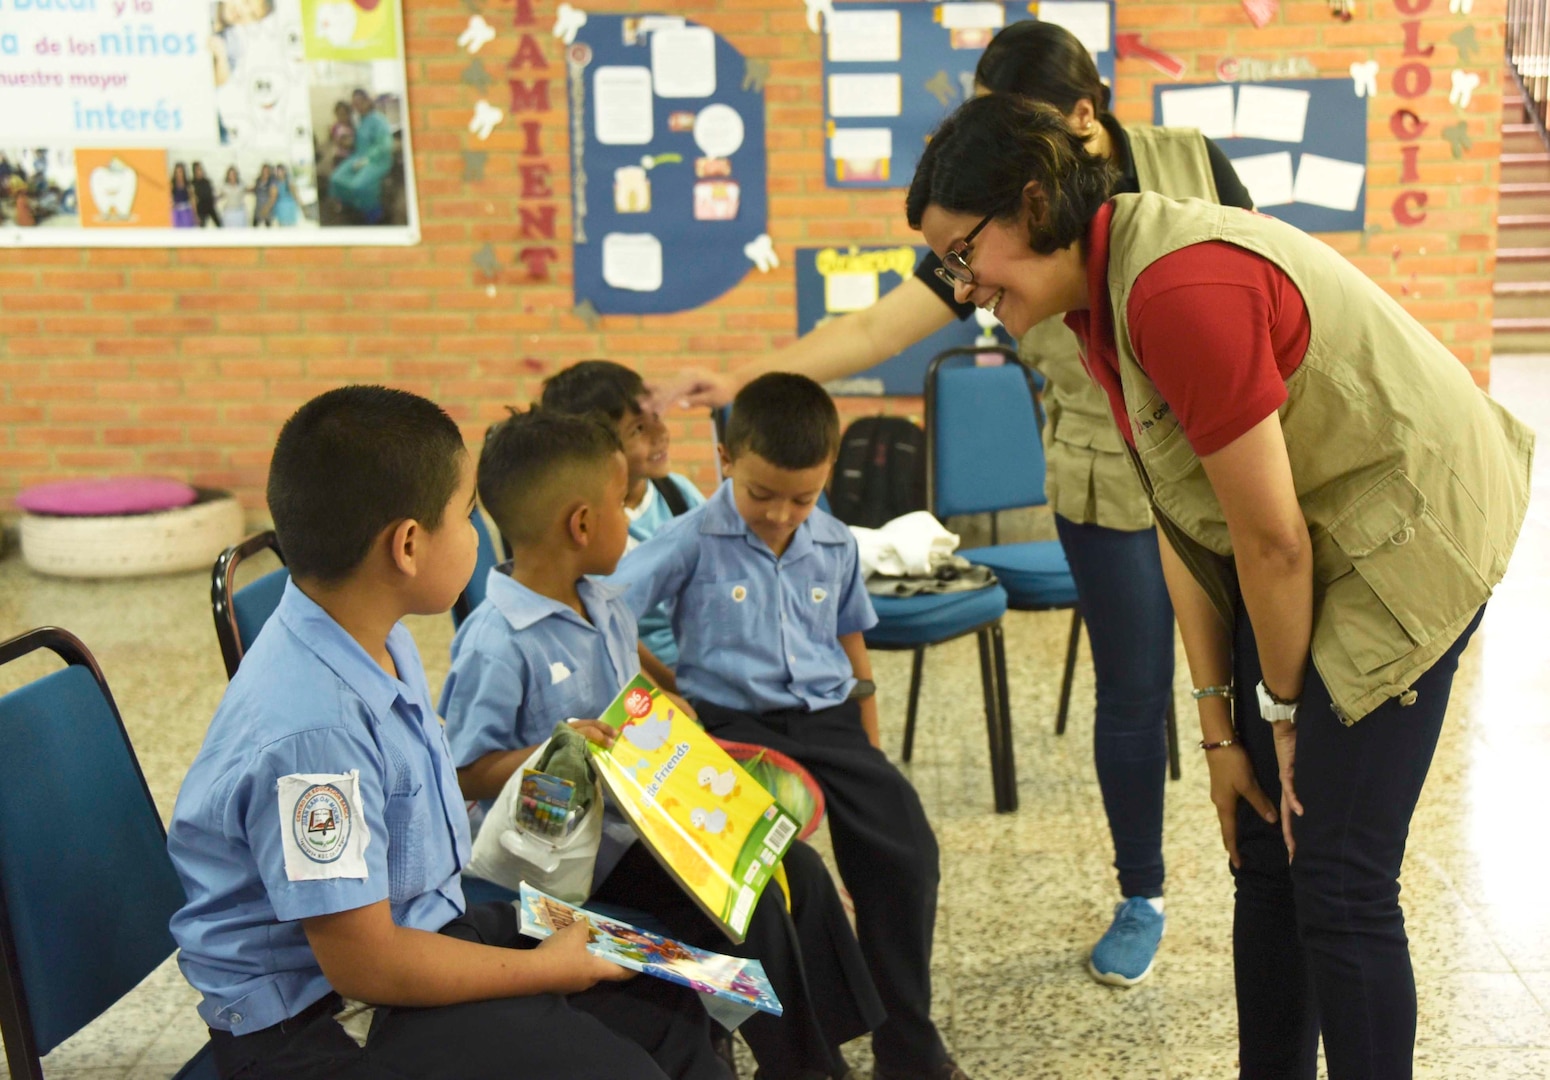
{"left": 1231, "top": 605, "right": 1484, "bottom": 1080}
{"left": 1054, "top": 514, "right": 1176, "bottom": 899}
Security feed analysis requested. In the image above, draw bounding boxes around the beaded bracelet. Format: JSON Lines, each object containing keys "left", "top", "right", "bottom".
{"left": 1198, "top": 738, "right": 1238, "bottom": 751}
{"left": 1191, "top": 684, "right": 1233, "bottom": 701}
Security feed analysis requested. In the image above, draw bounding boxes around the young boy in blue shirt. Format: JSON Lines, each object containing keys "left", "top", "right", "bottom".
{"left": 440, "top": 408, "right": 884, "bottom": 1080}
{"left": 538, "top": 360, "right": 706, "bottom": 667}
{"left": 167, "top": 386, "right": 728, "bottom": 1080}
{"left": 611, "top": 374, "right": 965, "bottom": 1080}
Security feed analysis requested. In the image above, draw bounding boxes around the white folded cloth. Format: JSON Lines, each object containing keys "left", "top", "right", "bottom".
{"left": 851, "top": 511, "right": 960, "bottom": 578}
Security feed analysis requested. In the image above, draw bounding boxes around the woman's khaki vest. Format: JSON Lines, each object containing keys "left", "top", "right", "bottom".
{"left": 1017, "top": 124, "right": 1220, "bottom": 531}
{"left": 1107, "top": 192, "right": 1534, "bottom": 722}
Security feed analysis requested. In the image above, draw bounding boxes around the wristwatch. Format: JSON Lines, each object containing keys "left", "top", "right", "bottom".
{"left": 849, "top": 679, "right": 877, "bottom": 700}
{"left": 1255, "top": 679, "right": 1299, "bottom": 723}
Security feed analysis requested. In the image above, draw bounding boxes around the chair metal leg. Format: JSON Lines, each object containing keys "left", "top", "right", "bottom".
{"left": 1165, "top": 695, "right": 1182, "bottom": 781}
{"left": 975, "top": 628, "right": 1008, "bottom": 812}
{"left": 902, "top": 647, "right": 925, "bottom": 763}
{"left": 990, "top": 620, "right": 1018, "bottom": 813}
{"left": 1055, "top": 608, "right": 1082, "bottom": 735}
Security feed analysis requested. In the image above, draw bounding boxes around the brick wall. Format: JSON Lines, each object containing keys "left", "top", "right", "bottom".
{"left": 0, "top": 0, "right": 1504, "bottom": 516}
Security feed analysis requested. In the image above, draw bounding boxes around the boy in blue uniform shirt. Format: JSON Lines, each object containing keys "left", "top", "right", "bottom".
{"left": 612, "top": 375, "right": 965, "bottom": 1080}
{"left": 538, "top": 360, "right": 706, "bottom": 667}
{"left": 167, "top": 386, "right": 728, "bottom": 1080}
{"left": 441, "top": 409, "right": 884, "bottom": 1080}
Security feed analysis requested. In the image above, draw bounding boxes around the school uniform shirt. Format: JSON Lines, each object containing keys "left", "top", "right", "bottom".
{"left": 167, "top": 581, "right": 470, "bottom": 1036}
{"left": 438, "top": 568, "right": 640, "bottom": 881}
{"left": 625, "top": 473, "right": 706, "bottom": 667}
{"left": 609, "top": 480, "right": 878, "bottom": 715}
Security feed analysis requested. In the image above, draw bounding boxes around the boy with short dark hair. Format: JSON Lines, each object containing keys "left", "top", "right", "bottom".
{"left": 441, "top": 407, "right": 885, "bottom": 1080}
{"left": 167, "top": 385, "right": 727, "bottom": 1080}
{"left": 540, "top": 359, "right": 706, "bottom": 667}
{"left": 612, "top": 374, "right": 965, "bottom": 1080}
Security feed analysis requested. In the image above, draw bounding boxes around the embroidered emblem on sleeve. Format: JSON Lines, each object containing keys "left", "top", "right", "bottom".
{"left": 277, "top": 771, "right": 371, "bottom": 882}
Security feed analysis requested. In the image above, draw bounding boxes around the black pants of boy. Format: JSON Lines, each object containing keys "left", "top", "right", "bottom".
{"left": 592, "top": 836, "right": 886, "bottom": 1080}
{"left": 1230, "top": 605, "right": 1484, "bottom": 1080}
{"left": 693, "top": 698, "right": 947, "bottom": 1078}
{"left": 207, "top": 901, "right": 730, "bottom": 1080}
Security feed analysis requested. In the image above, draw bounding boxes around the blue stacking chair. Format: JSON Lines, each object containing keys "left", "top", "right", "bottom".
{"left": 211, "top": 530, "right": 289, "bottom": 680}
{"left": 927, "top": 347, "right": 1181, "bottom": 780}
{"left": 926, "top": 347, "right": 1085, "bottom": 733}
{"left": 452, "top": 510, "right": 504, "bottom": 628}
{"left": 0, "top": 627, "right": 217, "bottom": 1080}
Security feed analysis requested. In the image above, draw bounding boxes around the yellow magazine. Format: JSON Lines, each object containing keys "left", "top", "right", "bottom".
{"left": 589, "top": 675, "right": 800, "bottom": 943}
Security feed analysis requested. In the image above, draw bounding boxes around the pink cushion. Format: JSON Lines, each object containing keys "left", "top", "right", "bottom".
{"left": 16, "top": 477, "right": 199, "bottom": 516}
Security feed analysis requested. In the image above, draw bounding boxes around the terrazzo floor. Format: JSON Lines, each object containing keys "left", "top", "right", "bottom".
{"left": 3, "top": 355, "right": 1549, "bottom": 1079}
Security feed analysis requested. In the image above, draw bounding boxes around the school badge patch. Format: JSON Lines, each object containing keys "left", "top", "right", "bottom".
{"left": 277, "top": 771, "right": 371, "bottom": 882}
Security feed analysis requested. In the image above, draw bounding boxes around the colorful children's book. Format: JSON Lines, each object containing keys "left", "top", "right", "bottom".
{"left": 518, "top": 882, "right": 782, "bottom": 1030}
{"left": 588, "top": 675, "right": 800, "bottom": 943}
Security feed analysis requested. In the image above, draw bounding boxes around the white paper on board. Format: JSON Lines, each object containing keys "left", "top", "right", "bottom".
{"left": 1293, "top": 154, "right": 1366, "bottom": 212}
{"left": 1036, "top": 2, "right": 1110, "bottom": 53}
{"left": 827, "top": 10, "right": 903, "bottom": 62}
{"left": 1234, "top": 85, "right": 1311, "bottom": 143}
{"left": 651, "top": 26, "right": 717, "bottom": 98}
{"left": 830, "top": 127, "right": 894, "bottom": 162}
{"left": 638, "top": 16, "right": 686, "bottom": 33}
{"left": 1227, "top": 152, "right": 1295, "bottom": 207}
{"left": 939, "top": 3, "right": 1007, "bottom": 30}
{"left": 602, "top": 234, "right": 664, "bottom": 292}
{"left": 594, "top": 67, "right": 654, "bottom": 145}
{"left": 828, "top": 74, "right": 903, "bottom": 118}
{"left": 694, "top": 104, "right": 746, "bottom": 158}
{"left": 826, "top": 271, "right": 881, "bottom": 312}
{"left": 1158, "top": 85, "right": 1236, "bottom": 141}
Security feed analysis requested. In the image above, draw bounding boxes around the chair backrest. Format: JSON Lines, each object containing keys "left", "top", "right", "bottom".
{"left": 924, "top": 346, "right": 1050, "bottom": 519}
{"left": 211, "top": 531, "right": 288, "bottom": 681}
{"left": 452, "top": 510, "right": 502, "bottom": 628}
{"left": 0, "top": 628, "right": 189, "bottom": 1078}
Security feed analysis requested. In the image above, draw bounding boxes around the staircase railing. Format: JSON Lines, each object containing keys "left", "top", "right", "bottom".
{"left": 1509, "top": 0, "right": 1550, "bottom": 149}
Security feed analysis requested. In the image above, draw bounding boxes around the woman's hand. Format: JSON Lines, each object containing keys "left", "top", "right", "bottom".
{"left": 535, "top": 919, "right": 635, "bottom": 992}
{"left": 648, "top": 368, "right": 735, "bottom": 411}
{"left": 1271, "top": 722, "right": 1302, "bottom": 859}
{"left": 566, "top": 718, "right": 616, "bottom": 750}
{"left": 1205, "top": 744, "right": 1278, "bottom": 869}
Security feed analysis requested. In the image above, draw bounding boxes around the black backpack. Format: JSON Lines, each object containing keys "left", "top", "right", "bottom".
{"left": 651, "top": 476, "right": 691, "bottom": 517}
{"left": 828, "top": 415, "right": 927, "bottom": 529}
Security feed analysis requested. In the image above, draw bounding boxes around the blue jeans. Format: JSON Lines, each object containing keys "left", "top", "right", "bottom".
{"left": 1054, "top": 515, "right": 1176, "bottom": 899}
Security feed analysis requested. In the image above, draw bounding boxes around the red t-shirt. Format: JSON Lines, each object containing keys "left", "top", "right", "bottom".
{"left": 1064, "top": 201, "right": 1313, "bottom": 457}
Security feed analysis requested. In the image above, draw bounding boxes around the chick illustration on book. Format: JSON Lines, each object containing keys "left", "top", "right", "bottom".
{"left": 697, "top": 765, "right": 740, "bottom": 800}
{"left": 689, "top": 807, "right": 729, "bottom": 835}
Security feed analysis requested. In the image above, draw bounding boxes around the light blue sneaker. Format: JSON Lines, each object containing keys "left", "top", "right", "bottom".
{"left": 1088, "top": 896, "right": 1165, "bottom": 987}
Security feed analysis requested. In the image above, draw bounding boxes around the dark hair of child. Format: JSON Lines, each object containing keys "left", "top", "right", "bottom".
{"left": 477, "top": 408, "right": 623, "bottom": 546}
{"left": 266, "top": 385, "right": 465, "bottom": 582}
{"left": 724, "top": 373, "right": 840, "bottom": 470}
{"left": 538, "top": 360, "right": 647, "bottom": 425}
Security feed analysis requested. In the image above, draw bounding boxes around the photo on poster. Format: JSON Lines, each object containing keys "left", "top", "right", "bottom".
{"left": 0, "top": 149, "right": 80, "bottom": 232}
{"left": 309, "top": 64, "right": 410, "bottom": 227}
{"left": 0, "top": 0, "right": 416, "bottom": 245}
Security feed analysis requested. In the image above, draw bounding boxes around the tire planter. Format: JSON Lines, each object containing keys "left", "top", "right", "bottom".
{"left": 20, "top": 488, "right": 245, "bottom": 579}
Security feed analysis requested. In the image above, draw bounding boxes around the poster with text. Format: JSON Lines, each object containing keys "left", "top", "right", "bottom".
{"left": 0, "top": 0, "right": 418, "bottom": 246}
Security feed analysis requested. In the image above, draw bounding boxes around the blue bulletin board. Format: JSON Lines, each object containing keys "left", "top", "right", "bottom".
{"left": 568, "top": 15, "right": 769, "bottom": 315}
{"left": 1152, "top": 78, "right": 1368, "bottom": 233}
{"left": 822, "top": 1, "right": 1115, "bottom": 189}
{"left": 797, "top": 244, "right": 1013, "bottom": 396}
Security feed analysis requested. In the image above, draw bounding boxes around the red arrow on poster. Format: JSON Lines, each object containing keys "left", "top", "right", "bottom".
{"left": 1114, "top": 34, "right": 1188, "bottom": 80}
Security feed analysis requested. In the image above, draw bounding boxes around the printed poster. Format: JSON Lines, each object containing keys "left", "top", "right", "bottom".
{"left": 0, "top": 0, "right": 418, "bottom": 246}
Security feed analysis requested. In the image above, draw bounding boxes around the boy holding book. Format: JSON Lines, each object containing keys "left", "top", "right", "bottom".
{"left": 167, "top": 386, "right": 726, "bottom": 1080}
{"left": 440, "top": 408, "right": 884, "bottom": 1080}
{"left": 611, "top": 374, "right": 964, "bottom": 1080}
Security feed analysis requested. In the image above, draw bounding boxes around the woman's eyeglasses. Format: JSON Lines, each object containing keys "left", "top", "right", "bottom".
{"left": 933, "top": 209, "right": 998, "bottom": 289}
